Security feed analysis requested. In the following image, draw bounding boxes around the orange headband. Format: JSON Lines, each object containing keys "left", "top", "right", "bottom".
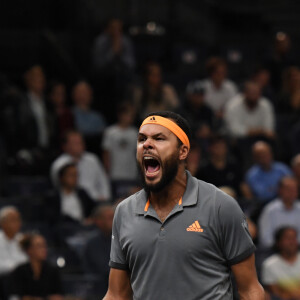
{"left": 140, "top": 115, "right": 190, "bottom": 149}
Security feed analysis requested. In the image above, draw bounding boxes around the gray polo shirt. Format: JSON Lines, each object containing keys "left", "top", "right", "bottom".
{"left": 110, "top": 171, "right": 255, "bottom": 300}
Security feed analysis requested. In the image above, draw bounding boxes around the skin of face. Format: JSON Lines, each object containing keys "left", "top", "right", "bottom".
{"left": 1, "top": 210, "right": 22, "bottom": 238}
{"left": 136, "top": 124, "right": 181, "bottom": 192}
{"left": 279, "top": 178, "right": 298, "bottom": 206}
{"left": 61, "top": 166, "right": 78, "bottom": 189}
{"left": 28, "top": 235, "right": 48, "bottom": 262}
{"left": 64, "top": 133, "right": 85, "bottom": 158}
{"left": 278, "top": 228, "right": 298, "bottom": 257}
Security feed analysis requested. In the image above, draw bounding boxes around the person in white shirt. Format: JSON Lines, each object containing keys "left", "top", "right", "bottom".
{"left": 201, "top": 57, "right": 238, "bottom": 119}
{"left": 224, "top": 81, "right": 275, "bottom": 139}
{"left": 262, "top": 226, "right": 300, "bottom": 299}
{"left": 102, "top": 103, "right": 138, "bottom": 198}
{"left": 50, "top": 131, "right": 111, "bottom": 201}
{"left": 0, "top": 206, "right": 27, "bottom": 275}
{"left": 258, "top": 177, "right": 300, "bottom": 249}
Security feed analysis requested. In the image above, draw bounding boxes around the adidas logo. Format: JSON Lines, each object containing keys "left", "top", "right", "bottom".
{"left": 186, "top": 221, "right": 203, "bottom": 232}
{"left": 149, "top": 117, "right": 156, "bottom": 121}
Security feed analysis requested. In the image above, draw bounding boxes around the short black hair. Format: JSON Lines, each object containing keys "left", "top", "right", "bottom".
{"left": 58, "top": 162, "right": 77, "bottom": 180}
{"left": 146, "top": 111, "right": 192, "bottom": 144}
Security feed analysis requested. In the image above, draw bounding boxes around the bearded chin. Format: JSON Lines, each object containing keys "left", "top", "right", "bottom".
{"left": 137, "top": 153, "right": 180, "bottom": 194}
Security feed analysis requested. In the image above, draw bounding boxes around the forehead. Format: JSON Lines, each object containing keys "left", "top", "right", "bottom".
{"left": 139, "top": 124, "right": 176, "bottom": 138}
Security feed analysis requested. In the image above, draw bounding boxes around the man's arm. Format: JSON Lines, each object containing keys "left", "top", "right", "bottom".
{"left": 231, "top": 254, "right": 265, "bottom": 300}
{"left": 103, "top": 268, "right": 132, "bottom": 300}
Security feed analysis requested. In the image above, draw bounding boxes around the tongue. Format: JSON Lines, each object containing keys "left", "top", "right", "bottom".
{"left": 148, "top": 165, "right": 160, "bottom": 173}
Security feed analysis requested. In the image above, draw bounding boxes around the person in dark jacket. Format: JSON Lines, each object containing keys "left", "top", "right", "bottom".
{"left": 12, "top": 233, "right": 63, "bottom": 300}
{"left": 46, "top": 162, "right": 96, "bottom": 225}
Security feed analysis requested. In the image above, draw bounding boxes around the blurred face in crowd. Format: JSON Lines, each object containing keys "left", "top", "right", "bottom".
{"left": 210, "top": 140, "right": 227, "bottom": 160}
{"left": 286, "top": 67, "right": 300, "bottom": 92}
{"left": 188, "top": 93, "right": 205, "bottom": 108}
{"left": 118, "top": 107, "right": 136, "bottom": 127}
{"left": 211, "top": 64, "right": 227, "bottom": 86}
{"left": 253, "top": 69, "right": 270, "bottom": 89}
{"left": 49, "top": 83, "right": 66, "bottom": 107}
{"left": 107, "top": 19, "right": 123, "bottom": 39}
{"left": 64, "top": 133, "right": 85, "bottom": 158}
{"left": 275, "top": 32, "right": 291, "bottom": 55}
{"left": 292, "top": 155, "right": 300, "bottom": 179}
{"left": 28, "top": 235, "right": 48, "bottom": 262}
{"left": 252, "top": 142, "right": 273, "bottom": 169}
{"left": 277, "top": 228, "right": 298, "bottom": 257}
{"left": 60, "top": 165, "right": 78, "bottom": 190}
{"left": 244, "top": 82, "right": 261, "bottom": 108}
{"left": 25, "top": 65, "right": 46, "bottom": 95}
{"left": 0, "top": 209, "right": 22, "bottom": 239}
{"left": 72, "top": 81, "right": 93, "bottom": 109}
{"left": 186, "top": 146, "right": 201, "bottom": 176}
{"left": 279, "top": 177, "right": 298, "bottom": 207}
{"left": 94, "top": 206, "right": 115, "bottom": 236}
{"left": 146, "top": 64, "right": 162, "bottom": 88}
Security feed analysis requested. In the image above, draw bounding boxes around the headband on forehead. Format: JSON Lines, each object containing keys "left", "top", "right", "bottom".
{"left": 140, "top": 115, "right": 190, "bottom": 149}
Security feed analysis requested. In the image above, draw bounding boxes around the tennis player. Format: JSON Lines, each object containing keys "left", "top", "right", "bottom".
{"left": 103, "top": 111, "right": 265, "bottom": 300}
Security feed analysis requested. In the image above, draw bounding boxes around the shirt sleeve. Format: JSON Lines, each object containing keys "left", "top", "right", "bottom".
{"left": 109, "top": 205, "right": 128, "bottom": 270}
{"left": 216, "top": 190, "right": 256, "bottom": 265}
{"left": 261, "top": 259, "right": 277, "bottom": 285}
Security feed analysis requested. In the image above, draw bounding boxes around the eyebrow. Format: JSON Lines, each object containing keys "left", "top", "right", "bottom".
{"left": 138, "top": 132, "right": 167, "bottom": 139}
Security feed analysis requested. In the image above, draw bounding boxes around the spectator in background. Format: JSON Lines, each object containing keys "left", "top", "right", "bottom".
{"left": 242, "top": 141, "right": 292, "bottom": 204}
{"left": 291, "top": 154, "right": 300, "bottom": 194}
{"left": 47, "top": 81, "right": 74, "bottom": 146}
{"left": 72, "top": 80, "right": 106, "bottom": 153}
{"left": 51, "top": 131, "right": 111, "bottom": 201}
{"left": 201, "top": 57, "right": 238, "bottom": 121}
{"left": 46, "top": 162, "right": 95, "bottom": 225}
{"left": 180, "top": 81, "right": 214, "bottom": 147}
{"left": 102, "top": 103, "right": 138, "bottom": 199}
{"left": 277, "top": 66, "right": 300, "bottom": 116}
{"left": 0, "top": 207, "right": 27, "bottom": 299}
{"left": 258, "top": 177, "right": 300, "bottom": 249}
{"left": 261, "top": 226, "right": 300, "bottom": 299}
{"left": 12, "top": 233, "right": 63, "bottom": 300}
{"left": 0, "top": 207, "right": 27, "bottom": 275}
{"left": 92, "top": 18, "right": 135, "bottom": 75}
{"left": 132, "top": 62, "right": 179, "bottom": 120}
{"left": 91, "top": 18, "right": 136, "bottom": 119}
{"left": 225, "top": 81, "right": 275, "bottom": 141}
{"left": 251, "top": 67, "right": 275, "bottom": 104}
{"left": 196, "top": 135, "right": 241, "bottom": 194}
{"left": 265, "top": 32, "right": 296, "bottom": 92}
{"left": 186, "top": 143, "right": 202, "bottom": 177}
{"left": 18, "top": 65, "right": 55, "bottom": 174}
{"left": 83, "top": 204, "right": 114, "bottom": 298}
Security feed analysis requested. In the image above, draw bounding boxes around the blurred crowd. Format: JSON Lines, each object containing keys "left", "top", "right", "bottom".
{"left": 0, "top": 18, "right": 300, "bottom": 300}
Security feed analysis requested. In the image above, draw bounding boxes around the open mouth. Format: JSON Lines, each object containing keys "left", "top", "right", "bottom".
{"left": 143, "top": 156, "right": 161, "bottom": 176}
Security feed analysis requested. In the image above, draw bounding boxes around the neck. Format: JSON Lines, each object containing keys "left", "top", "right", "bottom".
{"left": 3, "top": 231, "right": 15, "bottom": 240}
{"left": 118, "top": 122, "right": 129, "bottom": 129}
{"left": 30, "top": 90, "right": 43, "bottom": 99}
{"left": 283, "top": 200, "right": 294, "bottom": 210}
{"left": 281, "top": 251, "right": 298, "bottom": 263}
{"left": 77, "top": 104, "right": 89, "bottom": 111}
{"left": 149, "top": 168, "right": 187, "bottom": 208}
{"left": 30, "top": 259, "right": 42, "bottom": 279}
{"left": 62, "top": 186, "right": 75, "bottom": 194}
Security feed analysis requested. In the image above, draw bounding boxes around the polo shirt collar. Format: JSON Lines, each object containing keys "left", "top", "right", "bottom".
{"left": 135, "top": 170, "right": 199, "bottom": 215}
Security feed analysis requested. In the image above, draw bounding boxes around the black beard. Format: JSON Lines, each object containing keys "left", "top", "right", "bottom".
{"left": 137, "top": 151, "right": 179, "bottom": 194}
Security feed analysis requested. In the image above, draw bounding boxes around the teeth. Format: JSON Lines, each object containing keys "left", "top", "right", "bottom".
{"left": 144, "top": 157, "right": 153, "bottom": 160}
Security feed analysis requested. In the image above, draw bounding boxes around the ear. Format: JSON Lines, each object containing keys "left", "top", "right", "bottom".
{"left": 179, "top": 145, "right": 189, "bottom": 161}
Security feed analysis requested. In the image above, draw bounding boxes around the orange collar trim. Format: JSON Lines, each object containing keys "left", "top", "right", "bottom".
{"left": 144, "top": 197, "right": 183, "bottom": 212}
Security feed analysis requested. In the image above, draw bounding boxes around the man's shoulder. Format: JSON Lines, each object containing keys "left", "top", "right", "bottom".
{"left": 263, "top": 254, "right": 282, "bottom": 269}
{"left": 272, "top": 161, "right": 291, "bottom": 173}
{"left": 116, "top": 189, "right": 145, "bottom": 211}
{"left": 262, "top": 199, "right": 282, "bottom": 213}
{"left": 82, "top": 152, "right": 100, "bottom": 163}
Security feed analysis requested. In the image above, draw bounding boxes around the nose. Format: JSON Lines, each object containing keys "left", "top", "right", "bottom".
{"left": 143, "top": 138, "right": 153, "bottom": 150}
